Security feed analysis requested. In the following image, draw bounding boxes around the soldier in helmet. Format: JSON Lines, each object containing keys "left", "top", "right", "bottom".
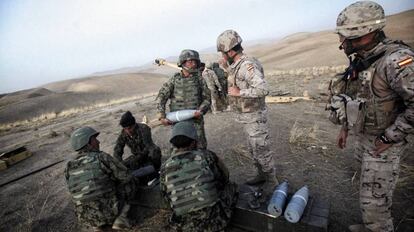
{"left": 114, "top": 111, "right": 162, "bottom": 173}
{"left": 327, "top": 1, "right": 414, "bottom": 231}
{"left": 216, "top": 30, "right": 278, "bottom": 191}
{"left": 65, "top": 126, "right": 135, "bottom": 231}
{"left": 156, "top": 49, "right": 211, "bottom": 149}
{"left": 160, "top": 121, "right": 237, "bottom": 231}
{"left": 200, "top": 62, "right": 224, "bottom": 114}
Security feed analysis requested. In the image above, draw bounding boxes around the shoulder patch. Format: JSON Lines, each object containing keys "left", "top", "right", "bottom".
{"left": 247, "top": 63, "right": 254, "bottom": 72}
{"left": 397, "top": 57, "right": 413, "bottom": 68}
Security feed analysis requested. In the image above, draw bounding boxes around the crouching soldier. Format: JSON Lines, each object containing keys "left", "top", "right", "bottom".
{"left": 114, "top": 111, "right": 162, "bottom": 173}
{"left": 160, "top": 121, "right": 238, "bottom": 231}
{"left": 66, "top": 126, "right": 135, "bottom": 231}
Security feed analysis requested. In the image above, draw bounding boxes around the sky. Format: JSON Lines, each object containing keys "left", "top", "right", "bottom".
{"left": 1, "top": 0, "right": 413, "bottom": 94}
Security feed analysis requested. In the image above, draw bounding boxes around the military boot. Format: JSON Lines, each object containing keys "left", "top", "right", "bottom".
{"left": 245, "top": 163, "right": 266, "bottom": 185}
{"left": 112, "top": 204, "right": 131, "bottom": 230}
{"left": 348, "top": 224, "right": 370, "bottom": 232}
{"left": 261, "top": 168, "right": 279, "bottom": 193}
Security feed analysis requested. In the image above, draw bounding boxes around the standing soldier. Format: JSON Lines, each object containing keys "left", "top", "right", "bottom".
{"left": 201, "top": 62, "right": 224, "bottom": 114}
{"left": 216, "top": 30, "right": 278, "bottom": 190}
{"left": 156, "top": 49, "right": 211, "bottom": 149}
{"left": 114, "top": 111, "right": 162, "bottom": 172}
{"left": 327, "top": 1, "right": 414, "bottom": 231}
{"left": 65, "top": 127, "right": 135, "bottom": 231}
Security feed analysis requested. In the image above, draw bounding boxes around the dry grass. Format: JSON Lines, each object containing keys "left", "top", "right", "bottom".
{"left": 288, "top": 120, "right": 318, "bottom": 145}
{"left": 0, "top": 93, "right": 157, "bottom": 132}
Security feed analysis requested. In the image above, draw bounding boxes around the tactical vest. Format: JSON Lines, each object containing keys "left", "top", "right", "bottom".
{"left": 229, "top": 56, "right": 266, "bottom": 113}
{"left": 163, "top": 150, "right": 219, "bottom": 216}
{"left": 169, "top": 73, "right": 202, "bottom": 112}
{"left": 66, "top": 152, "right": 115, "bottom": 205}
{"left": 345, "top": 41, "right": 406, "bottom": 135}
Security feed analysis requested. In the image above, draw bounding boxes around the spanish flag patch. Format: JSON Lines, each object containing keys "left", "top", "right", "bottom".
{"left": 397, "top": 57, "right": 413, "bottom": 68}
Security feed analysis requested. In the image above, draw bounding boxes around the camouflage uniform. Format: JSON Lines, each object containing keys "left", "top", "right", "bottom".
{"left": 202, "top": 68, "right": 223, "bottom": 113}
{"left": 156, "top": 71, "right": 211, "bottom": 149}
{"left": 328, "top": 2, "right": 414, "bottom": 231}
{"left": 160, "top": 149, "right": 237, "bottom": 232}
{"left": 227, "top": 54, "right": 275, "bottom": 174}
{"left": 114, "top": 122, "right": 161, "bottom": 170}
{"left": 65, "top": 147, "right": 135, "bottom": 228}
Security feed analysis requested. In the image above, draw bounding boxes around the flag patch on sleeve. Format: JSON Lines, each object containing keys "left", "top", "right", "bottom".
{"left": 397, "top": 57, "right": 413, "bottom": 68}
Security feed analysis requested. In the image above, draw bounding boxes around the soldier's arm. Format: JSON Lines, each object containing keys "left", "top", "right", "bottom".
{"left": 99, "top": 152, "right": 133, "bottom": 184}
{"left": 205, "top": 150, "right": 229, "bottom": 187}
{"left": 156, "top": 77, "right": 174, "bottom": 118}
{"left": 113, "top": 132, "right": 126, "bottom": 162}
{"left": 239, "top": 61, "right": 269, "bottom": 98}
{"left": 199, "top": 77, "right": 211, "bottom": 114}
{"left": 384, "top": 50, "right": 414, "bottom": 142}
{"left": 211, "top": 71, "right": 223, "bottom": 91}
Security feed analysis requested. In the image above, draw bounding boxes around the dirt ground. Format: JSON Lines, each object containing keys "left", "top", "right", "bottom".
{"left": 0, "top": 72, "right": 413, "bottom": 232}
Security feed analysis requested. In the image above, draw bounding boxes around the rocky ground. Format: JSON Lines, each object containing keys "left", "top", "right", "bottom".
{"left": 0, "top": 70, "right": 413, "bottom": 232}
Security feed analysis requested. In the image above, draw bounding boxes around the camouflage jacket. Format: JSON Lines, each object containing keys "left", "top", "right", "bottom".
{"left": 336, "top": 39, "right": 414, "bottom": 142}
{"left": 228, "top": 54, "right": 269, "bottom": 98}
{"left": 156, "top": 71, "right": 211, "bottom": 117}
{"left": 65, "top": 149, "right": 135, "bottom": 227}
{"left": 202, "top": 68, "right": 223, "bottom": 92}
{"left": 113, "top": 123, "right": 161, "bottom": 166}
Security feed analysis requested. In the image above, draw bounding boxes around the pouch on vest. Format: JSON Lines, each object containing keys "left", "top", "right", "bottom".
{"left": 346, "top": 99, "right": 366, "bottom": 133}
{"left": 327, "top": 94, "right": 350, "bottom": 125}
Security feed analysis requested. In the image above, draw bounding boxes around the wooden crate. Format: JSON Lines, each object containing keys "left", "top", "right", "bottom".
{"left": 0, "top": 146, "right": 32, "bottom": 166}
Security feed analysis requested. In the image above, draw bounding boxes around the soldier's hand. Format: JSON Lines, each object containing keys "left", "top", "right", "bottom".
{"left": 372, "top": 137, "right": 393, "bottom": 157}
{"left": 228, "top": 86, "right": 241, "bottom": 96}
{"left": 337, "top": 127, "right": 348, "bottom": 149}
{"left": 194, "top": 110, "right": 202, "bottom": 119}
{"left": 160, "top": 118, "right": 172, "bottom": 126}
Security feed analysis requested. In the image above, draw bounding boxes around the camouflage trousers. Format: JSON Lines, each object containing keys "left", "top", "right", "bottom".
{"left": 236, "top": 108, "right": 275, "bottom": 173}
{"left": 354, "top": 134, "right": 406, "bottom": 232}
{"left": 75, "top": 192, "right": 119, "bottom": 227}
{"left": 192, "top": 117, "right": 207, "bottom": 150}
{"left": 169, "top": 182, "right": 238, "bottom": 232}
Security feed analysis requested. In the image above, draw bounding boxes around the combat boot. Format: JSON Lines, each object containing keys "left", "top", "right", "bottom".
{"left": 112, "top": 204, "right": 131, "bottom": 230}
{"left": 261, "top": 168, "right": 279, "bottom": 193}
{"left": 245, "top": 163, "right": 266, "bottom": 185}
{"left": 348, "top": 224, "right": 370, "bottom": 232}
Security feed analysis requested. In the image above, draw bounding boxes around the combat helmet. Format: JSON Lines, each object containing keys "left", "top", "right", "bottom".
{"left": 177, "top": 49, "right": 200, "bottom": 67}
{"left": 70, "top": 126, "right": 99, "bottom": 151}
{"left": 336, "top": 1, "right": 385, "bottom": 39}
{"left": 217, "top": 30, "right": 243, "bottom": 52}
{"left": 170, "top": 121, "right": 198, "bottom": 142}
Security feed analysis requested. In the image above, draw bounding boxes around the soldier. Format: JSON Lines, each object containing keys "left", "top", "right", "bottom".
{"left": 114, "top": 111, "right": 162, "bottom": 172}
{"left": 327, "top": 1, "right": 414, "bottom": 231}
{"left": 200, "top": 62, "right": 224, "bottom": 114}
{"left": 156, "top": 49, "right": 211, "bottom": 149}
{"left": 216, "top": 30, "right": 278, "bottom": 190}
{"left": 65, "top": 126, "right": 135, "bottom": 231}
{"left": 160, "top": 121, "right": 238, "bottom": 231}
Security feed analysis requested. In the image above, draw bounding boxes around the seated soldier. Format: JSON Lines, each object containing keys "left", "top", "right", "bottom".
{"left": 65, "top": 126, "right": 135, "bottom": 231}
{"left": 160, "top": 121, "right": 238, "bottom": 231}
{"left": 114, "top": 111, "right": 162, "bottom": 174}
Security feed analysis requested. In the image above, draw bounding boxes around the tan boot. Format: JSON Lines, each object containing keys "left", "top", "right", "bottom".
{"left": 245, "top": 163, "right": 266, "bottom": 185}
{"left": 348, "top": 224, "right": 370, "bottom": 232}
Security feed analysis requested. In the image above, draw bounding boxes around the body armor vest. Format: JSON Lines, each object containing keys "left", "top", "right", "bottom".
{"left": 229, "top": 57, "right": 266, "bottom": 113}
{"left": 169, "top": 73, "right": 202, "bottom": 112}
{"left": 67, "top": 152, "right": 115, "bottom": 205}
{"left": 163, "top": 150, "right": 219, "bottom": 216}
{"left": 345, "top": 41, "right": 406, "bottom": 135}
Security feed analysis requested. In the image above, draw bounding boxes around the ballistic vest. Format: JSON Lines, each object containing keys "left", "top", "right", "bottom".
{"left": 169, "top": 72, "right": 202, "bottom": 112}
{"left": 228, "top": 56, "right": 266, "bottom": 113}
{"left": 66, "top": 152, "right": 115, "bottom": 205}
{"left": 345, "top": 40, "right": 407, "bottom": 135}
{"left": 163, "top": 150, "right": 219, "bottom": 216}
